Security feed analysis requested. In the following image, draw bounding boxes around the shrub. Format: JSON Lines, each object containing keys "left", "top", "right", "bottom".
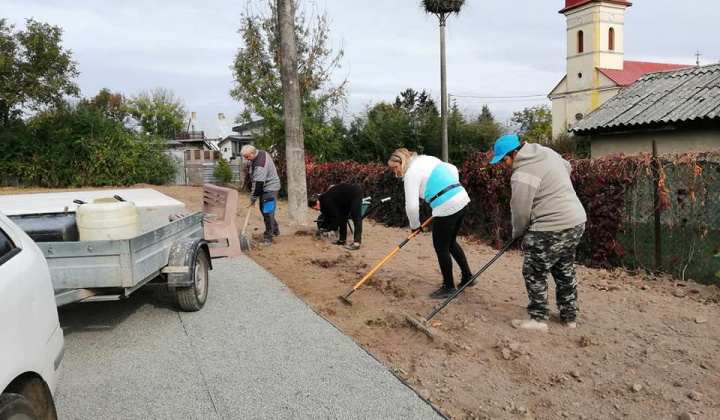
{"left": 214, "top": 157, "right": 233, "bottom": 183}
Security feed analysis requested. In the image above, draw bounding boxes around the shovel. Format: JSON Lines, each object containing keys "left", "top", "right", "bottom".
{"left": 240, "top": 208, "right": 252, "bottom": 251}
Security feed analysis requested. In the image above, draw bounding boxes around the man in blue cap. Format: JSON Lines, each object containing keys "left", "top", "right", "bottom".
{"left": 490, "top": 135, "right": 586, "bottom": 331}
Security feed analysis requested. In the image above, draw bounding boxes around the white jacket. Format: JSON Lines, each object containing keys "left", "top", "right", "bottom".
{"left": 403, "top": 155, "right": 470, "bottom": 229}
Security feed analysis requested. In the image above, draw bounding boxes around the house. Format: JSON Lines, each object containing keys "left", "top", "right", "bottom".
{"left": 232, "top": 119, "right": 264, "bottom": 137}
{"left": 217, "top": 135, "right": 253, "bottom": 161}
{"left": 549, "top": 0, "right": 692, "bottom": 137}
{"left": 569, "top": 63, "right": 720, "bottom": 157}
{"left": 169, "top": 112, "right": 232, "bottom": 151}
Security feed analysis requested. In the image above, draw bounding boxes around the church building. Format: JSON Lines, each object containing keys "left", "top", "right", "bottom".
{"left": 548, "top": 0, "right": 691, "bottom": 137}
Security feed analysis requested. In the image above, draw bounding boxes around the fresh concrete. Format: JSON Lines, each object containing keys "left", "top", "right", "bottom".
{"left": 55, "top": 256, "right": 444, "bottom": 420}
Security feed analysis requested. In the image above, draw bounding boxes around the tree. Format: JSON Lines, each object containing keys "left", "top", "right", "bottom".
{"left": 230, "top": 0, "right": 346, "bottom": 156}
{"left": 421, "top": 0, "right": 466, "bottom": 162}
{"left": 89, "top": 88, "right": 129, "bottom": 125}
{"left": 214, "top": 157, "right": 234, "bottom": 183}
{"left": 123, "top": 88, "right": 186, "bottom": 138}
{"left": 0, "top": 18, "right": 79, "bottom": 127}
{"left": 393, "top": 88, "right": 440, "bottom": 155}
{"left": 276, "top": 0, "right": 308, "bottom": 226}
{"left": 511, "top": 104, "right": 552, "bottom": 143}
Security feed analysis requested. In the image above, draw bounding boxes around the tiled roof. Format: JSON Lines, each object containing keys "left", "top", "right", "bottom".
{"left": 571, "top": 64, "right": 720, "bottom": 133}
{"left": 559, "top": 0, "right": 631, "bottom": 14}
{"left": 598, "top": 61, "right": 692, "bottom": 87}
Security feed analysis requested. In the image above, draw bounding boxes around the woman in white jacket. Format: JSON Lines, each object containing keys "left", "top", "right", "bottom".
{"left": 388, "top": 149, "right": 473, "bottom": 299}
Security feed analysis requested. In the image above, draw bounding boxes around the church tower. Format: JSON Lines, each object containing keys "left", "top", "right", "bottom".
{"left": 550, "top": 0, "right": 632, "bottom": 136}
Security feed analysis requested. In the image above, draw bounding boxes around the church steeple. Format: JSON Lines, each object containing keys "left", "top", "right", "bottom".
{"left": 550, "top": 0, "right": 632, "bottom": 136}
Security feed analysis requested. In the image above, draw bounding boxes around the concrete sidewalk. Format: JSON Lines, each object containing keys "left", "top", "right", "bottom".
{"left": 55, "top": 256, "right": 444, "bottom": 419}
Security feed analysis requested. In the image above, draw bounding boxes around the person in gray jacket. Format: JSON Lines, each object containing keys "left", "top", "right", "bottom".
{"left": 241, "top": 145, "right": 281, "bottom": 246}
{"left": 490, "top": 135, "right": 587, "bottom": 331}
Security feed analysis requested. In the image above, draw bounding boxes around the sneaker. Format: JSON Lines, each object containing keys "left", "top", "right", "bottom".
{"left": 273, "top": 230, "right": 280, "bottom": 237}
{"left": 510, "top": 318, "right": 548, "bottom": 332}
{"left": 333, "top": 240, "right": 346, "bottom": 246}
{"left": 458, "top": 275, "right": 477, "bottom": 288}
{"left": 562, "top": 321, "right": 577, "bottom": 329}
{"left": 343, "top": 243, "right": 360, "bottom": 251}
{"left": 261, "top": 239, "right": 273, "bottom": 246}
{"left": 429, "top": 286, "right": 457, "bottom": 299}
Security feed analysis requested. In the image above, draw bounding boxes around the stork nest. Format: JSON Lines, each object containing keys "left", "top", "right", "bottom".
{"left": 422, "top": 0, "right": 465, "bottom": 14}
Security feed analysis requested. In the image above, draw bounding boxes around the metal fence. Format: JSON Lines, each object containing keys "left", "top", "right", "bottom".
{"left": 620, "top": 156, "right": 720, "bottom": 284}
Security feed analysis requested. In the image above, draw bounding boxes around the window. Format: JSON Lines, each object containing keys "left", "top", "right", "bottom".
{"left": 577, "top": 30, "right": 584, "bottom": 53}
{"left": 0, "top": 228, "right": 19, "bottom": 266}
{"left": 609, "top": 27, "right": 615, "bottom": 51}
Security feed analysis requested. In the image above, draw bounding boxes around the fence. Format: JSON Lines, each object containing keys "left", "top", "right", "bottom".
{"left": 619, "top": 153, "right": 720, "bottom": 284}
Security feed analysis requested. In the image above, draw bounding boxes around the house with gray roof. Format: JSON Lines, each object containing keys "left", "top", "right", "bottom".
{"left": 570, "top": 63, "right": 720, "bottom": 157}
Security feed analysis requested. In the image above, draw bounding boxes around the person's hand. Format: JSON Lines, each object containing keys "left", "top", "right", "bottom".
{"left": 411, "top": 226, "right": 423, "bottom": 235}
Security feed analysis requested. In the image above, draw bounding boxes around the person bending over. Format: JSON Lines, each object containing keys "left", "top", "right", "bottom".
{"left": 308, "top": 183, "right": 363, "bottom": 251}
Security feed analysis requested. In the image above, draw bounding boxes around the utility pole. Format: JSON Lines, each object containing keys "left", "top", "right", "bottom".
{"left": 439, "top": 13, "right": 448, "bottom": 162}
{"left": 277, "top": 0, "right": 307, "bottom": 225}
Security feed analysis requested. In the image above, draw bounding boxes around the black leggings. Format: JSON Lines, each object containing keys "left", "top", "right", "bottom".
{"left": 338, "top": 195, "right": 362, "bottom": 244}
{"left": 432, "top": 205, "right": 472, "bottom": 289}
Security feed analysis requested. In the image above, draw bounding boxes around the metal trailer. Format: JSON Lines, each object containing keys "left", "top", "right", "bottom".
{"left": 35, "top": 211, "right": 211, "bottom": 312}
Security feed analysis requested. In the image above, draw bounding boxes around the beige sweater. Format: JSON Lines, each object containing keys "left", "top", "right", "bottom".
{"left": 510, "top": 143, "right": 587, "bottom": 237}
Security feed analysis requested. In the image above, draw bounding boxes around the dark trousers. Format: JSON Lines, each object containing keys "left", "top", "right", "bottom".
{"left": 432, "top": 205, "right": 472, "bottom": 289}
{"left": 259, "top": 190, "right": 279, "bottom": 241}
{"left": 338, "top": 195, "right": 363, "bottom": 244}
{"left": 521, "top": 223, "right": 585, "bottom": 322}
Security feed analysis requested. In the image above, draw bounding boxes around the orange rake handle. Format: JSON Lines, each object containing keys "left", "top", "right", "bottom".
{"left": 341, "top": 217, "right": 434, "bottom": 301}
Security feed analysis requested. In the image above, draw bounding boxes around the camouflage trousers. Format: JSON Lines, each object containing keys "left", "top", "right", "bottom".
{"left": 521, "top": 223, "right": 585, "bottom": 322}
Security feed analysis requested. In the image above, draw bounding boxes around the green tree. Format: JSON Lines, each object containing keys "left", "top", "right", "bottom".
{"left": 0, "top": 18, "right": 79, "bottom": 127}
{"left": 230, "top": 0, "right": 346, "bottom": 156}
{"left": 511, "top": 104, "right": 552, "bottom": 142}
{"left": 393, "top": 88, "right": 440, "bottom": 155}
{"left": 124, "top": 88, "right": 186, "bottom": 138}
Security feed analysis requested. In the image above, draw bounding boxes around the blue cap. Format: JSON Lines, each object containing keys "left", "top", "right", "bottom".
{"left": 490, "top": 135, "right": 521, "bottom": 164}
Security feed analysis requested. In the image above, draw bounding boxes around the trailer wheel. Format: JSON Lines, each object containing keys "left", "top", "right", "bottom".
{"left": 176, "top": 248, "right": 209, "bottom": 312}
{"left": 0, "top": 393, "right": 38, "bottom": 420}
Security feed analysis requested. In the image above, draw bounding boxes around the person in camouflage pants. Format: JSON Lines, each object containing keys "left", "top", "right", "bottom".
{"left": 522, "top": 224, "right": 586, "bottom": 323}
{"left": 490, "top": 135, "right": 587, "bottom": 331}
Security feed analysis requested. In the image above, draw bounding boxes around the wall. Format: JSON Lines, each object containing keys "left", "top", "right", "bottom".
{"left": 590, "top": 128, "right": 720, "bottom": 157}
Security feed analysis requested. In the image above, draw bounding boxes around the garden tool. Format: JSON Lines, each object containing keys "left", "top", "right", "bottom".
{"left": 339, "top": 216, "right": 433, "bottom": 305}
{"left": 405, "top": 235, "right": 521, "bottom": 339}
{"left": 240, "top": 207, "right": 252, "bottom": 251}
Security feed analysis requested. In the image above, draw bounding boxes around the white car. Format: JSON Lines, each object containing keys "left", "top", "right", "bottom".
{"left": 0, "top": 212, "right": 64, "bottom": 420}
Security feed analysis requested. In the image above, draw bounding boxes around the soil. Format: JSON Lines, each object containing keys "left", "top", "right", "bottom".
{"left": 3, "top": 184, "right": 719, "bottom": 420}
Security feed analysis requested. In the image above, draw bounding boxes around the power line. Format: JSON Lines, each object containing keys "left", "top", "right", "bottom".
{"left": 450, "top": 93, "right": 548, "bottom": 99}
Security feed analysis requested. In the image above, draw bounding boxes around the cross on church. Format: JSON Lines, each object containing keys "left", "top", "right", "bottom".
{"left": 695, "top": 50, "right": 701, "bottom": 66}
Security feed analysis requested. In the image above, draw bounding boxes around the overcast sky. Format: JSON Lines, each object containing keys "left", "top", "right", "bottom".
{"left": 3, "top": 0, "right": 718, "bottom": 125}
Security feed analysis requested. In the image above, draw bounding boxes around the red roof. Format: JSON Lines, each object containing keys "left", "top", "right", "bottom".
{"left": 597, "top": 61, "right": 693, "bottom": 86}
{"left": 560, "top": 0, "right": 632, "bottom": 14}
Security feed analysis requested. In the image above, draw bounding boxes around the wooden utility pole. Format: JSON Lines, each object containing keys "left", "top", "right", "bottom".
{"left": 276, "top": 0, "right": 307, "bottom": 225}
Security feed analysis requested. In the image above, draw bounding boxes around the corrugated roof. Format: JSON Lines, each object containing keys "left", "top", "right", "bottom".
{"left": 571, "top": 63, "right": 720, "bottom": 133}
{"left": 186, "top": 113, "right": 234, "bottom": 140}
{"left": 598, "top": 61, "right": 692, "bottom": 87}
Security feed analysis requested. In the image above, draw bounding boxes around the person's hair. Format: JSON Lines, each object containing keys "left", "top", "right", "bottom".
{"left": 387, "top": 148, "right": 418, "bottom": 178}
{"left": 307, "top": 193, "right": 320, "bottom": 208}
{"left": 240, "top": 144, "right": 257, "bottom": 158}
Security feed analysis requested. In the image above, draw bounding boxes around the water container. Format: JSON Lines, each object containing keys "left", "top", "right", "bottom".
{"left": 76, "top": 198, "right": 139, "bottom": 241}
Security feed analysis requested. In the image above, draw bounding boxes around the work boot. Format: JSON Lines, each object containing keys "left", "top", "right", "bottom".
{"left": 429, "top": 286, "right": 456, "bottom": 299}
{"left": 510, "top": 318, "right": 548, "bottom": 332}
{"left": 458, "top": 274, "right": 477, "bottom": 288}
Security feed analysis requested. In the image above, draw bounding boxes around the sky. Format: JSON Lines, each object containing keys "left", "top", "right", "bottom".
{"left": 3, "top": 0, "right": 719, "bottom": 126}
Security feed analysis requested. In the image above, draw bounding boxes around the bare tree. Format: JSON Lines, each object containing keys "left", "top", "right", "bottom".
{"left": 276, "top": 0, "right": 308, "bottom": 225}
{"left": 422, "top": 0, "right": 465, "bottom": 162}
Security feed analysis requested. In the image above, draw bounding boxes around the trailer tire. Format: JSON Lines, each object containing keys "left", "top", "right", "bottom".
{"left": 175, "top": 247, "right": 209, "bottom": 312}
{"left": 0, "top": 393, "right": 38, "bottom": 420}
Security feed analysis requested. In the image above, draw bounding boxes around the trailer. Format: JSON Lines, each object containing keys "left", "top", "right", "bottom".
{"left": 1, "top": 190, "right": 212, "bottom": 312}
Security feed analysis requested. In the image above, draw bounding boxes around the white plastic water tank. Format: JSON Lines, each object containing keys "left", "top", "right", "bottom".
{"left": 76, "top": 198, "right": 139, "bottom": 241}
